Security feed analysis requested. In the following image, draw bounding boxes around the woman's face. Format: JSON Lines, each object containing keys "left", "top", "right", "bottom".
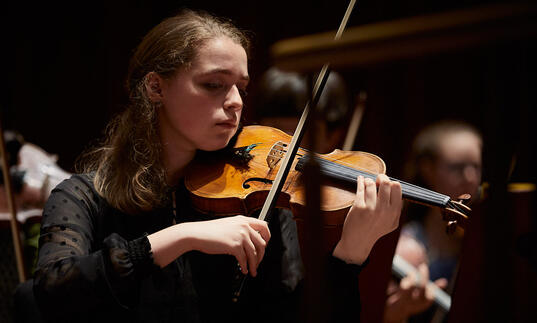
{"left": 158, "top": 36, "right": 249, "bottom": 153}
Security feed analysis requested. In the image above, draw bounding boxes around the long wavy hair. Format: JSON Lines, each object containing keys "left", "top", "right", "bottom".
{"left": 78, "top": 9, "right": 250, "bottom": 214}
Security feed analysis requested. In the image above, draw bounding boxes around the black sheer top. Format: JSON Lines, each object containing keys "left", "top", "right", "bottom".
{"left": 33, "top": 174, "right": 364, "bottom": 323}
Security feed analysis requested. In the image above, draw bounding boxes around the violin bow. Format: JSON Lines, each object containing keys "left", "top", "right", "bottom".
{"left": 0, "top": 118, "right": 27, "bottom": 282}
{"left": 231, "top": 0, "right": 357, "bottom": 302}
{"left": 256, "top": 0, "right": 355, "bottom": 223}
{"left": 342, "top": 90, "right": 367, "bottom": 151}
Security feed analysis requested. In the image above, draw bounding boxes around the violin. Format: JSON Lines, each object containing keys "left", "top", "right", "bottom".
{"left": 185, "top": 3, "right": 471, "bottom": 306}
{"left": 185, "top": 125, "right": 471, "bottom": 253}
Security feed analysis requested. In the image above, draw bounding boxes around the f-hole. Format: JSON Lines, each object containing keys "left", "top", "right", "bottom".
{"left": 243, "top": 177, "right": 273, "bottom": 189}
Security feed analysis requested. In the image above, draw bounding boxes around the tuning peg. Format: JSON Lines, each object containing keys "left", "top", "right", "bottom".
{"left": 446, "top": 220, "right": 458, "bottom": 235}
{"left": 457, "top": 193, "right": 471, "bottom": 204}
{"left": 452, "top": 196, "right": 472, "bottom": 214}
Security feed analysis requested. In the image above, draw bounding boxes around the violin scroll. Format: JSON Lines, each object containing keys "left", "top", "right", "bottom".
{"left": 443, "top": 194, "right": 472, "bottom": 234}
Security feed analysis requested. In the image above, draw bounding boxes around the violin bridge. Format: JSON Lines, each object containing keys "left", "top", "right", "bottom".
{"left": 266, "top": 141, "right": 287, "bottom": 170}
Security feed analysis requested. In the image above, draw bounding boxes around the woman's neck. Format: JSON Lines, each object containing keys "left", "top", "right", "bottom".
{"left": 162, "top": 144, "right": 196, "bottom": 186}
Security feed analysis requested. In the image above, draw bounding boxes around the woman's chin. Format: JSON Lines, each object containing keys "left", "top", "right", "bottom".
{"left": 198, "top": 138, "right": 232, "bottom": 152}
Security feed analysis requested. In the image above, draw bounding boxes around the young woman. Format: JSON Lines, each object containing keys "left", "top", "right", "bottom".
{"left": 33, "top": 9, "right": 402, "bottom": 322}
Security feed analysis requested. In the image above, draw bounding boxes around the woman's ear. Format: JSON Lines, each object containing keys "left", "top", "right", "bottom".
{"left": 145, "top": 72, "right": 165, "bottom": 103}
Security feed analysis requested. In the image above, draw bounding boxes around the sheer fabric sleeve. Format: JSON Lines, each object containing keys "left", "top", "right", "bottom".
{"left": 324, "top": 255, "right": 368, "bottom": 321}
{"left": 33, "top": 175, "right": 155, "bottom": 319}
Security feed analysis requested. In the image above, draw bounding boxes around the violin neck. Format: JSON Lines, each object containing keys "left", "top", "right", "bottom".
{"left": 297, "top": 156, "right": 451, "bottom": 209}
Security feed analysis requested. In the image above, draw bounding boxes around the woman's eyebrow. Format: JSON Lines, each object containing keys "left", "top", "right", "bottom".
{"left": 200, "top": 68, "right": 250, "bottom": 81}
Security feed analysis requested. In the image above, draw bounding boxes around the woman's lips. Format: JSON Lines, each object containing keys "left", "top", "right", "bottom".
{"left": 216, "top": 122, "right": 237, "bottom": 128}
{"left": 216, "top": 120, "right": 237, "bottom": 128}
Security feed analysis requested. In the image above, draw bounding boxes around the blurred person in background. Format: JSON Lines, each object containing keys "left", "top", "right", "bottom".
{"left": 252, "top": 66, "right": 353, "bottom": 154}
{"left": 1, "top": 129, "right": 71, "bottom": 274}
{"left": 1, "top": 130, "right": 71, "bottom": 215}
{"left": 383, "top": 120, "right": 483, "bottom": 323}
{"left": 250, "top": 66, "right": 357, "bottom": 299}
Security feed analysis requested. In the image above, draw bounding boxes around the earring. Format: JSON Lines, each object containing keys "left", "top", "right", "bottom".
{"left": 151, "top": 84, "right": 161, "bottom": 94}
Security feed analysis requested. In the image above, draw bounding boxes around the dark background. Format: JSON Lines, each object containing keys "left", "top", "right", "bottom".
{"left": 1, "top": 0, "right": 536, "bottom": 322}
{"left": 2, "top": 0, "right": 535, "bottom": 182}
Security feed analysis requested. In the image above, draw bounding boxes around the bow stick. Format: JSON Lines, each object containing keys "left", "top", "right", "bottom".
{"left": 0, "top": 118, "right": 27, "bottom": 282}
{"left": 231, "top": 0, "right": 357, "bottom": 302}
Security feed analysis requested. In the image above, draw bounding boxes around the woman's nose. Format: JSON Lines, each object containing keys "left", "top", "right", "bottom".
{"left": 224, "top": 85, "right": 243, "bottom": 111}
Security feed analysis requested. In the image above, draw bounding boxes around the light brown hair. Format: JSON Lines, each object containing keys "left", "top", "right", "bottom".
{"left": 79, "top": 9, "right": 250, "bottom": 214}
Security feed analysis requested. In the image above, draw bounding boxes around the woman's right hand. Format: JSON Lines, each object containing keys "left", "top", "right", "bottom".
{"left": 148, "top": 215, "right": 271, "bottom": 276}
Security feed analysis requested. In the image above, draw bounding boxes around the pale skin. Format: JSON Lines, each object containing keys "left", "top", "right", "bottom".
{"left": 146, "top": 35, "right": 402, "bottom": 277}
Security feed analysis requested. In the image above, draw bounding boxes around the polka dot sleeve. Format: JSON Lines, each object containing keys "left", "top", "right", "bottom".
{"left": 33, "top": 174, "right": 154, "bottom": 318}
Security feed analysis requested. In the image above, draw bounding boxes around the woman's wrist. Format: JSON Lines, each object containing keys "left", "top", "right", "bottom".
{"left": 147, "top": 223, "right": 192, "bottom": 267}
{"left": 332, "top": 236, "right": 374, "bottom": 265}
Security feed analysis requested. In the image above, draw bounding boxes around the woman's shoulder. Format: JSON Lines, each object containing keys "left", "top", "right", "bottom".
{"left": 50, "top": 172, "right": 104, "bottom": 206}
{"left": 54, "top": 172, "right": 95, "bottom": 189}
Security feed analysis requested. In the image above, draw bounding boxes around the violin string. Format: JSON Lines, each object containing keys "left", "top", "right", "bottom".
{"left": 297, "top": 155, "right": 467, "bottom": 223}
{"left": 269, "top": 146, "right": 449, "bottom": 204}
{"left": 326, "top": 159, "right": 449, "bottom": 205}
{"left": 319, "top": 160, "right": 447, "bottom": 206}
{"left": 256, "top": 144, "right": 456, "bottom": 210}
{"left": 446, "top": 200, "right": 466, "bottom": 217}
{"left": 297, "top": 156, "right": 450, "bottom": 207}
{"left": 272, "top": 145, "right": 449, "bottom": 203}
{"left": 271, "top": 146, "right": 378, "bottom": 175}
{"left": 242, "top": 141, "right": 466, "bottom": 225}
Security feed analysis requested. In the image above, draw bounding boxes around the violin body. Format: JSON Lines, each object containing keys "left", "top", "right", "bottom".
{"left": 185, "top": 125, "right": 387, "bottom": 251}
{"left": 186, "top": 125, "right": 385, "bottom": 216}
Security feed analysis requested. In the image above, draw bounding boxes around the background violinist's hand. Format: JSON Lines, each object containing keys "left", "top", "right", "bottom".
{"left": 333, "top": 174, "right": 402, "bottom": 264}
{"left": 383, "top": 232, "right": 448, "bottom": 322}
{"left": 384, "top": 264, "right": 448, "bottom": 323}
{"left": 148, "top": 215, "right": 270, "bottom": 276}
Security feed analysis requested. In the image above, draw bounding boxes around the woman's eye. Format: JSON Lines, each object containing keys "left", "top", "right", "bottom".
{"left": 238, "top": 89, "right": 248, "bottom": 98}
{"left": 204, "top": 82, "right": 224, "bottom": 90}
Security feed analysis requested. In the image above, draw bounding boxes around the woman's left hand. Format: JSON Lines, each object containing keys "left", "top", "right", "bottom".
{"left": 333, "top": 174, "right": 402, "bottom": 264}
